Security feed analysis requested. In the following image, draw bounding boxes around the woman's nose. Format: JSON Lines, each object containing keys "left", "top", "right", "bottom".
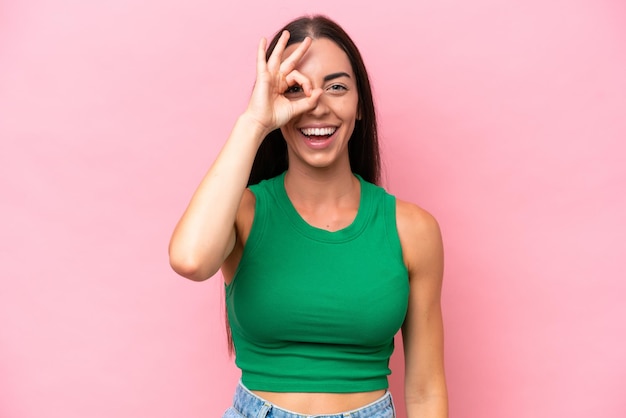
{"left": 307, "top": 94, "right": 330, "bottom": 117}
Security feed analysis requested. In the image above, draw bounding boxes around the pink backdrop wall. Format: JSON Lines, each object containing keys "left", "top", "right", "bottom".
{"left": 1, "top": 1, "right": 624, "bottom": 417}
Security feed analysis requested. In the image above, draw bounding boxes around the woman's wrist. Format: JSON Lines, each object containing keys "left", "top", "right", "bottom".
{"left": 237, "top": 112, "right": 273, "bottom": 141}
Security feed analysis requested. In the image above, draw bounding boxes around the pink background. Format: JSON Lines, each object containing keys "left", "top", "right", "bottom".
{"left": 1, "top": 1, "right": 625, "bottom": 417}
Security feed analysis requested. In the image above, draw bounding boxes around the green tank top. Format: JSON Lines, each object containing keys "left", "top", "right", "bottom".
{"left": 226, "top": 172, "right": 409, "bottom": 393}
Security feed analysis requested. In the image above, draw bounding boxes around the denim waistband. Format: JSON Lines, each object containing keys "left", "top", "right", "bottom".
{"left": 229, "top": 381, "right": 395, "bottom": 417}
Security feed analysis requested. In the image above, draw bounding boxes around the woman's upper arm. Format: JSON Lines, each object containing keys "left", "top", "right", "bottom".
{"left": 221, "top": 188, "right": 256, "bottom": 283}
{"left": 396, "top": 199, "right": 448, "bottom": 411}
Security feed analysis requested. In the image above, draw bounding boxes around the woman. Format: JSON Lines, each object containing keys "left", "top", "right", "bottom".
{"left": 169, "top": 15, "right": 448, "bottom": 418}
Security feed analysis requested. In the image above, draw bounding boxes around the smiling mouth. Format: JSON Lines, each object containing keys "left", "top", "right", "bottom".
{"left": 299, "top": 127, "right": 337, "bottom": 139}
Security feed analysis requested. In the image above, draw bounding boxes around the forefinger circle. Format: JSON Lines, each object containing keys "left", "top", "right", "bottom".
{"left": 284, "top": 69, "right": 313, "bottom": 96}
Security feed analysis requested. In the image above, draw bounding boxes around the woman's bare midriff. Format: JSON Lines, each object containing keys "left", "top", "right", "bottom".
{"left": 251, "top": 389, "right": 387, "bottom": 414}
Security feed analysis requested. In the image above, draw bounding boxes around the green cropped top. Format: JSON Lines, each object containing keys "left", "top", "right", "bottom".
{"left": 225, "top": 172, "right": 409, "bottom": 393}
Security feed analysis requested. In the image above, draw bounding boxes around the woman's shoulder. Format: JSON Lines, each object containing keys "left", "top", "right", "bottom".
{"left": 362, "top": 180, "right": 440, "bottom": 240}
{"left": 395, "top": 198, "right": 443, "bottom": 270}
{"left": 395, "top": 199, "right": 439, "bottom": 231}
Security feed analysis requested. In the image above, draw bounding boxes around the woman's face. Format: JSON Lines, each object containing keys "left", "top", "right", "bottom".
{"left": 280, "top": 37, "right": 359, "bottom": 172}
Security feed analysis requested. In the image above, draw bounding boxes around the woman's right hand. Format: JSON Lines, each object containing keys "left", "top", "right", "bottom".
{"left": 244, "top": 30, "right": 322, "bottom": 136}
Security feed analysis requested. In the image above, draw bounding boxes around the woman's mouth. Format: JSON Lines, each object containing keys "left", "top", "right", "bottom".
{"left": 299, "top": 127, "right": 337, "bottom": 139}
{"left": 298, "top": 127, "right": 337, "bottom": 149}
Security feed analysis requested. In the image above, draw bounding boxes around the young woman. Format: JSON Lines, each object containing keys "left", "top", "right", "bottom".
{"left": 169, "top": 15, "right": 448, "bottom": 418}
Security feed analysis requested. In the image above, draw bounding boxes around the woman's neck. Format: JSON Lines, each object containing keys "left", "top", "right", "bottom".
{"left": 284, "top": 164, "right": 358, "bottom": 205}
{"left": 283, "top": 164, "right": 361, "bottom": 232}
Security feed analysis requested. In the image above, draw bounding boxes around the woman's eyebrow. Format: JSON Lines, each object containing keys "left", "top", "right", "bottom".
{"left": 323, "top": 72, "right": 351, "bottom": 82}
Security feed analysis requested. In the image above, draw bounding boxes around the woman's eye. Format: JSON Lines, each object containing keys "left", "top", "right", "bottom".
{"left": 285, "top": 85, "right": 303, "bottom": 95}
{"left": 327, "top": 84, "right": 348, "bottom": 93}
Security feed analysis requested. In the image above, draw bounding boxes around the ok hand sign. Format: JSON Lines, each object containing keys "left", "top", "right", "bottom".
{"left": 245, "top": 31, "right": 322, "bottom": 135}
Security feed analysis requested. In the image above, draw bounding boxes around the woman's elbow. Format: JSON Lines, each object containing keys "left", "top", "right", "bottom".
{"left": 168, "top": 250, "right": 219, "bottom": 282}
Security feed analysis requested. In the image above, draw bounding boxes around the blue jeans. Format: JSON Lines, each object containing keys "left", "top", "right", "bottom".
{"left": 223, "top": 382, "right": 396, "bottom": 418}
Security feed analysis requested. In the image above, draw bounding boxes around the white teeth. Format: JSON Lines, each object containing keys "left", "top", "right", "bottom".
{"left": 300, "top": 127, "right": 336, "bottom": 136}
